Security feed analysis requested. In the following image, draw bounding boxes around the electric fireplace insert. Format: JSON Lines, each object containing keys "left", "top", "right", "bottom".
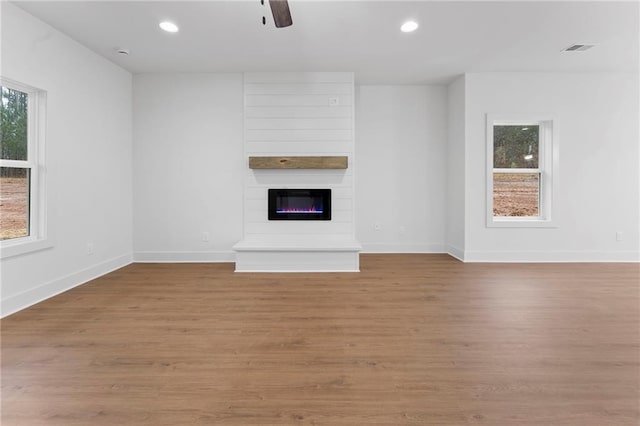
{"left": 268, "top": 189, "right": 331, "bottom": 220}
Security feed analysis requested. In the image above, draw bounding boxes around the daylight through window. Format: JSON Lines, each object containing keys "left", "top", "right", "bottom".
{"left": 0, "top": 85, "right": 30, "bottom": 240}
{"left": 492, "top": 124, "right": 540, "bottom": 217}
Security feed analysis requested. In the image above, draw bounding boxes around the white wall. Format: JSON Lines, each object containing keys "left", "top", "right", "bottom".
{"left": 132, "top": 73, "right": 244, "bottom": 261}
{"left": 446, "top": 76, "right": 466, "bottom": 259}
{"left": 355, "top": 85, "right": 447, "bottom": 252}
{"left": 0, "top": 3, "right": 133, "bottom": 316}
{"left": 464, "top": 72, "right": 639, "bottom": 261}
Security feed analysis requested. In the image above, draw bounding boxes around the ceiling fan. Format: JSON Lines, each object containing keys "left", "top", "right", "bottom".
{"left": 263, "top": 0, "right": 293, "bottom": 28}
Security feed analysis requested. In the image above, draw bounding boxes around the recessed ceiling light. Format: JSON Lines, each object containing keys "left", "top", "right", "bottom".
{"left": 159, "top": 21, "right": 179, "bottom": 33}
{"left": 401, "top": 21, "right": 419, "bottom": 33}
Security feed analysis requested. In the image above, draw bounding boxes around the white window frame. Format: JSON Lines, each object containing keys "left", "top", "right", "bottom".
{"left": 0, "top": 78, "right": 51, "bottom": 259}
{"left": 486, "top": 114, "right": 558, "bottom": 228}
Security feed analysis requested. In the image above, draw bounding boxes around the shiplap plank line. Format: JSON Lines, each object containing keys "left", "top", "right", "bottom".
{"left": 246, "top": 118, "right": 351, "bottom": 130}
{"left": 245, "top": 83, "right": 352, "bottom": 95}
{"left": 245, "top": 129, "right": 351, "bottom": 141}
{"left": 245, "top": 95, "right": 352, "bottom": 107}
{"left": 245, "top": 224, "right": 353, "bottom": 235}
{"left": 246, "top": 177, "right": 351, "bottom": 187}
{"left": 244, "top": 72, "right": 353, "bottom": 84}
{"left": 245, "top": 106, "right": 351, "bottom": 119}
{"left": 246, "top": 142, "right": 352, "bottom": 154}
{"left": 245, "top": 187, "right": 353, "bottom": 200}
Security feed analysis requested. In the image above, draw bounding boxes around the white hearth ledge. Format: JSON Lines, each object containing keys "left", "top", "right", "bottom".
{"left": 233, "top": 237, "right": 361, "bottom": 272}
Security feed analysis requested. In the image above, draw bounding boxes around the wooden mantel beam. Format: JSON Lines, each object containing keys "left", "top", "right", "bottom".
{"left": 248, "top": 156, "right": 348, "bottom": 170}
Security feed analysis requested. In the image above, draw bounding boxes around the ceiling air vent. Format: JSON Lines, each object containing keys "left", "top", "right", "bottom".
{"left": 563, "top": 44, "right": 595, "bottom": 52}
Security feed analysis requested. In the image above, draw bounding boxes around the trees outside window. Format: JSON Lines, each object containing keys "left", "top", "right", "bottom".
{"left": 1, "top": 85, "right": 30, "bottom": 240}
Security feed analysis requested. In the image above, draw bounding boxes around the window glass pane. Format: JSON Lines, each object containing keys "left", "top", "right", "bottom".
{"left": 493, "top": 173, "right": 539, "bottom": 217}
{"left": 0, "top": 86, "right": 29, "bottom": 161}
{"left": 493, "top": 125, "right": 538, "bottom": 169}
{"left": 0, "top": 167, "right": 30, "bottom": 240}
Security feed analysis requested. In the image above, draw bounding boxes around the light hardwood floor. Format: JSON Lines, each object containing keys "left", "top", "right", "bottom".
{"left": 2, "top": 254, "right": 639, "bottom": 425}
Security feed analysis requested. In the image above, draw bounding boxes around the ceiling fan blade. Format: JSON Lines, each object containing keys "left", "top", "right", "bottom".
{"left": 269, "top": 0, "right": 293, "bottom": 28}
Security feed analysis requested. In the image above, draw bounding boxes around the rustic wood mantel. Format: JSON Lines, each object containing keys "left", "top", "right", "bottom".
{"left": 248, "top": 156, "right": 348, "bottom": 170}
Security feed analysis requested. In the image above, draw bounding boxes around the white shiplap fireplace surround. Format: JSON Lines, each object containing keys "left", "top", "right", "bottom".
{"left": 233, "top": 72, "right": 361, "bottom": 272}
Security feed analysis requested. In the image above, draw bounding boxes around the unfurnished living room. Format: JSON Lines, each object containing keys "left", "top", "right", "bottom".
{"left": 1, "top": 1, "right": 638, "bottom": 425}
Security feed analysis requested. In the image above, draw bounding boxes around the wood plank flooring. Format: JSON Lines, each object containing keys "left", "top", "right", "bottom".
{"left": 2, "top": 254, "right": 639, "bottom": 425}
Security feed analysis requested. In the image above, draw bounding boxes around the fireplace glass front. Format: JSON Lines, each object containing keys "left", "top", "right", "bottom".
{"left": 268, "top": 189, "right": 331, "bottom": 220}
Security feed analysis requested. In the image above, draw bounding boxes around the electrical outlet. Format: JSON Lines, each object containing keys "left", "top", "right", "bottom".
{"left": 86, "top": 242, "right": 94, "bottom": 255}
{"left": 616, "top": 231, "right": 624, "bottom": 242}
{"left": 202, "top": 232, "right": 210, "bottom": 242}
{"left": 374, "top": 222, "right": 381, "bottom": 231}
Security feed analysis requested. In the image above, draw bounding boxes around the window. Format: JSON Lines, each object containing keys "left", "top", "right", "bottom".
{"left": 486, "top": 115, "right": 557, "bottom": 227}
{"left": 0, "top": 78, "right": 49, "bottom": 258}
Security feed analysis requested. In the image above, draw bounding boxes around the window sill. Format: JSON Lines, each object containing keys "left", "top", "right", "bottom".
{"left": 487, "top": 218, "right": 557, "bottom": 228}
{"left": 1, "top": 237, "right": 53, "bottom": 259}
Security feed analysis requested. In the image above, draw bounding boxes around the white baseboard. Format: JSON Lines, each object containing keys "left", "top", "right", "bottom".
{"left": 462, "top": 250, "right": 640, "bottom": 263}
{"left": 133, "top": 251, "right": 235, "bottom": 263}
{"left": 446, "top": 245, "right": 465, "bottom": 261}
{"left": 1, "top": 253, "right": 132, "bottom": 318}
{"left": 361, "top": 243, "right": 446, "bottom": 253}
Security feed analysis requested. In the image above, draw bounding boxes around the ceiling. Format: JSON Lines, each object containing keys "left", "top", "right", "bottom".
{"left": 11, "top": 0, "right": 640, "bottom": 84}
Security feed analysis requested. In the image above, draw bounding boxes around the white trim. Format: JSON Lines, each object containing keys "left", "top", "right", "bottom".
{"left": 0, "top": 236, "right": 53, "bottom": 258}
{"left": 446, "top": 245, "right": 465, "bottom": 261}
{"left": 350, "top": 73, "right": 357, "bottom": 243}
{"left": 0, "top": 159, "right": 31, "bottom": 168}
{"left": 133, "top": 251, "right": 235, "bottom": 263}
{"left": 463, "top": 250, "right": 640, "bottom": 263}
{"left": 1, "top": 253, "right": 132, "bottom": 318}
{"left": 489, "top": 218, "right": 557, "bottom": 228}
{"left": 0, "top": 78, "right": 38, "bottom": 96}
{"left": 492, "top": 168, "right": 541, "bottom": 174}
{"left": 360, "top": 243, "right": 446, "bottom": 253}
